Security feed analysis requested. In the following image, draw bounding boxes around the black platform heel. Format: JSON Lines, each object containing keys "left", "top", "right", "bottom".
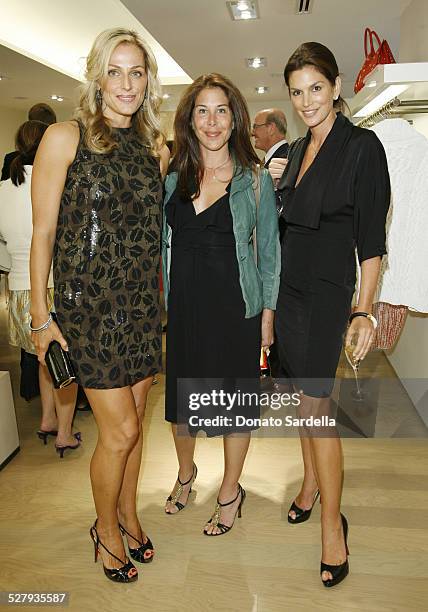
{"left": 320, "top": 513, "right": 349, "bottom": 588}
{"left": 119, "top": 523, "right": 154, "bottom": 564}
{"left": 288, "top": 489, "right": 320, "bottom": 524}
{"left": 203, "top": 483, "right": 246, "bottom": 536}
{"left": 165, "top": 463, "right": 198, "bottom": 513}
{"left": 37, "top": 430, "right": 58, "bottom": 445}
{"left": 90, "top": 521, "right": 138, "bottom": 583}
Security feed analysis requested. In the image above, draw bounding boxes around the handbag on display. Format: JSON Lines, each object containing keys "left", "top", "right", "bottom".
{"left": 370, "top": 302, "right": 408, "bottom": 351}
{"left": 354, "top": 28, "right": 396, "bottom": 94}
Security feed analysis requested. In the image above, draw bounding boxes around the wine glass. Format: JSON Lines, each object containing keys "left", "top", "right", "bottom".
{"left": 345, "top": 332, "right": 364, "bottom": 402}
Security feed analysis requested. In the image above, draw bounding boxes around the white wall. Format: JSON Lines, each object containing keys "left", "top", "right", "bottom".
{"left": 399, "top": 0, "right": 428, "bottom": 62}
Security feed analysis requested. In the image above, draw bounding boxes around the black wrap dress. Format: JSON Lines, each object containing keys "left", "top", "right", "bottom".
{"left": 275, "top": 112, "right": 390, "bottom": 397}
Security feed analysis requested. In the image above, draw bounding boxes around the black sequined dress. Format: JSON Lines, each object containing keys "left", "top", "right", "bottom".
{"left": 53, "top": 125, "right": 162, "bottom": 388}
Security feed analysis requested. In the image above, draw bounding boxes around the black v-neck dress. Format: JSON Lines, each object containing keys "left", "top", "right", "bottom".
{"left": 165, "top": 184, "right": 261, "bottom": 433}
{"left": 275, "top": 112, "right": 390, "bottom": 397}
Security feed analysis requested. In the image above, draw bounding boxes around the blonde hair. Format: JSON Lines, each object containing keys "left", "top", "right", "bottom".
{"left": 75, "top": 28, "right": 164, "bottom": 154}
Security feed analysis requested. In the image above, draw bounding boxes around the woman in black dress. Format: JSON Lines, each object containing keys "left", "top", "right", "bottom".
{"left": 30, "top": 28, "right": 169, "bottom": 583}
{"left": 162, "top": 74, "right": 280, "bottom": 535}
{"left": 269, "top": 43, "right": 390, "bottom": 586}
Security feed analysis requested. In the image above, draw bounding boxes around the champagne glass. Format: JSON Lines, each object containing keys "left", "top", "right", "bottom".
{"left": 345, "top": 332, "right": 364, "bottom": 401}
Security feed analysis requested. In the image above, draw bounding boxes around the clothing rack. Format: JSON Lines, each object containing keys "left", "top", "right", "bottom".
{"left": 357, "top": 98, "right": 428, "bottom": 128}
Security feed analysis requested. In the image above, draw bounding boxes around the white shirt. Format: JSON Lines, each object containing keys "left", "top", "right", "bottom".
{"left": 0, "top": 166, "right": 54, "bottom": 290}
{"left": 371, "top": 119, "right": 428, "bottom": 312}
{"left": 265, "top": 139, "right": 288, "bottom": 164}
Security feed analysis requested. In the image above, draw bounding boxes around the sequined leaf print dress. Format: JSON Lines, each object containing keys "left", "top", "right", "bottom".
{"left": 53, "top": 125, "right": 162, "bottom": 388}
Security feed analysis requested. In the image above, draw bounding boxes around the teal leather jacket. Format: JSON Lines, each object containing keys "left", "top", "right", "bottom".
{"left": 162, "top": 166, "right": 281, "bottom": 318}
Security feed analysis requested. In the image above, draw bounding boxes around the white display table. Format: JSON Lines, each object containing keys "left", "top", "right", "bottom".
{"left": 0, "top": 371, "right": 20, "bottom": 469}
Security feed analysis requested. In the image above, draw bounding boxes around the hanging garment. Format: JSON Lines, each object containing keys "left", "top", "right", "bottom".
{"left": 371, "top": 118, "right": 428, "bottom": 313}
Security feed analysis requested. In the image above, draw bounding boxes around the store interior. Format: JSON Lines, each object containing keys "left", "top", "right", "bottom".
{"left": 0, "top": 1, "right": 427, "bottom": 610}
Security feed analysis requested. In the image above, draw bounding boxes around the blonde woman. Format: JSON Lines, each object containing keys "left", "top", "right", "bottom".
{"left": 30, "top": 28, "right": 169, "bottom": 583}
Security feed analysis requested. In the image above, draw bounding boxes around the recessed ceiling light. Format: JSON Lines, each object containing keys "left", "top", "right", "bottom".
{"left": 57, "top": 97, "right": 64, "bottom": 102}
{"left": 247, "top": 57, "right": 266, "bottom": 69}
{"left": 295, "top": 0, "right": 313, "bottom": 14}
{"left": 256, "top": 86, "right": 268, "bottom": 94}
{"left": 51, "top": 94, "right": 58, "bottom": 100}
{"left": 227, "top": 1, "right": 259, "bottom": 21}
{"left": 162, "top": 93, "right": 170, "bottom": 99}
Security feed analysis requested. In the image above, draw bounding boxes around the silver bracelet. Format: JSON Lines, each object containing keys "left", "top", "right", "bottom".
{"left": 29, "top": 313, "right": 53, "bottom": 333}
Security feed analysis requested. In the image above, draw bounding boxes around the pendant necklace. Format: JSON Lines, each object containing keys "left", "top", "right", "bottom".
{"left": 205, "top": 156, "right": 231, "bottom": 182}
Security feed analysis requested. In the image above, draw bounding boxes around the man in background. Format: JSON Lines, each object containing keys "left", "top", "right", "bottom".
{"left": 252, "top": 108, "right": 288, "bottom": 168}
{"left": 252, "top": 108, "right": 289, "bottom": 380}
{"left": 1, "top": 103, "right": 57, "bottom": 181}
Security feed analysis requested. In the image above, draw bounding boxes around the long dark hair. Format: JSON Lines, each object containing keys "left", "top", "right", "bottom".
{"left": 172, "top": 73, "right": 259, "bottom": 199}
{"left": 10, "top": 120, "right": 48, "bottom": 186}
{"left": 284, "top": 42, "right": 348, "bottom": 114}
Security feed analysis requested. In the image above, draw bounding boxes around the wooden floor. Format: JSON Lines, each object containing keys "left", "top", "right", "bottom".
{"left": 1, "top": 287, "right": 428, "bottom": 611}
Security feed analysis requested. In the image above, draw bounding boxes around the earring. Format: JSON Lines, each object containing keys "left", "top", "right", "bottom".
{"left": 139, "top": 91, "right": 147, "bottom": 113}
{"left": 96, "top": 89, "right": 102, "bottom": 105}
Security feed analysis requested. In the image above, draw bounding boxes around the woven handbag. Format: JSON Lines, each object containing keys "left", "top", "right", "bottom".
{"left": 354, "top": 28, "right": 396, "bottom": 94}
{"left": 370, "top": 302, "right": 408, "bottom": 351}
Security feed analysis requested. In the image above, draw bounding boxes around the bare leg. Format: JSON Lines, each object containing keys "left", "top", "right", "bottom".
{"left": 164, "top": 424, "right": 197, "bottom": 514}
{"left": 288, "top": 436, "right": 320, "bottom": 519}
{"left": 85, "top": 386, "right": 140, "bottom": 570}
{"left": 299, "top": 393, "right": 346, "bottom": 582}
{"left": 54, "top": 382, "right": 78, "bottom": 447}
{"left": 117, "top": 376, "right": 154, "bottom": 559}
{"left": 204, "top": 433, "right": 250, "bottom": 535}
{"left": 311, "top": 436, "right": 346, "bottom": 582}
{"left": 38, "top": 364, "right": 57, "bottom": 431}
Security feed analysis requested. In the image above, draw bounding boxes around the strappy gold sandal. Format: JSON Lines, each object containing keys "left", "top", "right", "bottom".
{"left": 203, "top": 483, "right": 246, "bottom": 536}
{"left": 165, "top": 463, "right": 198, "bottom": 514}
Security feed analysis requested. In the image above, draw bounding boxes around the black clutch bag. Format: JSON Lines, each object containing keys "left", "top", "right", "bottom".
{"left": 45, "top": 340, "right": 76, "bottom": 389}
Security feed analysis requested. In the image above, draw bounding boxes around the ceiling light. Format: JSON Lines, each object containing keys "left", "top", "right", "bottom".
{"left": 57, "top": 97, "right": 64, "bottom": 102}
{"left": 256, "top": 86, "right": 268, "bottom": 94}
{"left": 295, "top": 0, "right": 313, "bottom": 14}
{"left": 366, "top": 80, "right": 377, "bottom": 88}
{"left": 247, "top": 57, "right": 266, "bottom": 69}
{"left": 51, "top": 94, "right": 58, "bottom": 100}
{"left": 0, "top": 76, "right": 2, "bottom": 81}
{"left": 354, "top": 85, "right": 409, "bottom": 117}
{"left": 162, "top": 93, "right": 170, "bottom": 99}
{"left": 227, "top": 1, "right": 259, "bottom": 21}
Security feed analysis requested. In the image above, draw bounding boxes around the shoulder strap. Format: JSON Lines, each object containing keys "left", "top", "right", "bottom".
{"left": 252, "top": 164, "right": 261, "bottom": 267}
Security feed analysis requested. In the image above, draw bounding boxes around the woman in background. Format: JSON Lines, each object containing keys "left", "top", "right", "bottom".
{"left": 30, "top": 28, "right": 169, "bottom": 583}
{"left": 0, "top": 120, "right": 79, "bottom": 456}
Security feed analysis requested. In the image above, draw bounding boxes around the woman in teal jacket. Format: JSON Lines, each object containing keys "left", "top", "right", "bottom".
{"left": 162, "top": 73, "right": 280, "bottom": 536}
